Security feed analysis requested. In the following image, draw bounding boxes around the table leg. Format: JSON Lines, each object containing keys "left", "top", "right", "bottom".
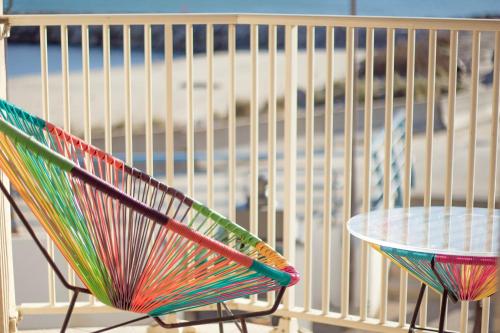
{"left": 409, "top": 283, "right": 427, "bottom": 333}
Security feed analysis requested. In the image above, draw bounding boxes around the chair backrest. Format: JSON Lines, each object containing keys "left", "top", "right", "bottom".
{"left": 0, "top": 100, "right": 298, "bottom": 316}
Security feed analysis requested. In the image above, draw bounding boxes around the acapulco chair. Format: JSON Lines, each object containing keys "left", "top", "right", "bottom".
{"left": 0, "top": 99, "right": 299, "bottom": 333}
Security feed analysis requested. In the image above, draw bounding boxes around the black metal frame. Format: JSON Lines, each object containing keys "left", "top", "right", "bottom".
{"left": 153, "top": 287, "right": 286, "bottom": 333}
{"left": 0, "top": 180, "right": 287, "bottom": 333}
{"left": 408, "top": 258, "right": 459, "bottom": 333}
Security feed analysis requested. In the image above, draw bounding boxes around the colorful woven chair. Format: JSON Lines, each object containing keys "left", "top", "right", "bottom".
{"left": 373, "top": 245, "right": 496, "bottom": 333}
{"left": 0, "top": 99, "right": 299, "bottom": 333}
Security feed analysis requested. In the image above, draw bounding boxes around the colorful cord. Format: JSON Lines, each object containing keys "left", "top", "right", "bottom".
{"left": 0, "top": 99, "right": 299, "bottom": 316}
{"left": 373, "top": 245, "right": 496, "bottom": 301}
{"left": 434, "top": 255, "right": 496, "bottom": 301}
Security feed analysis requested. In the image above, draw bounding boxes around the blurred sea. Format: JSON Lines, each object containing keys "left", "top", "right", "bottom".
{"left": 5, "top": 0, "right": 500, "bottom": 77}
{"left": 6, "top": 0, "right": 500, "bottom": 17}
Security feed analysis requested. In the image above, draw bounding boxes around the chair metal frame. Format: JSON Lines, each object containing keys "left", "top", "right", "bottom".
{"left": 0, "top": 180, "right": 286, "bottom": 333}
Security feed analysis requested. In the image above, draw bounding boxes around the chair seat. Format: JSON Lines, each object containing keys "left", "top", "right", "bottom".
{"left": 374, "top": 245, "right": 496, "bottom": 301}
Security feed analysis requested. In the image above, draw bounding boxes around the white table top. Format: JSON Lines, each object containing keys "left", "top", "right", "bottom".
{"left": 347, "top": 206, "right": 499, "bottom": 257}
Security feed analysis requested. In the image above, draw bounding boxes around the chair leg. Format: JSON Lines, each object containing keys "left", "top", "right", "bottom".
{"left": 217, "top": 303, "right": 224, "bottom": 333}
{"left": 438, "top": 290, "right": 448, "bottom": 333}
{"left": 0, "top": 181, "right": 90, "bottom": 294}
{"left": 409, "top": 283, "right": 426, "bottom": 333}
{"left": 240, "top": 319, "right": 248, "bottom": 333}
{"left": 61, "top": 290, "right": 79, "bottom": 333}
{"left": 221, "top": 302, "right": 243, "bottom": 332}
{"left": 60, "top": 295, "right": 149, "bottom": 333}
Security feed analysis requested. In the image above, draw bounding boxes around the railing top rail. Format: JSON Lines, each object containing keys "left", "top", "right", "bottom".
{"left": 1, "top": 13, "right": 500, "bottom": 31}
{"left": 239, "top": 14, "right": 500, "bottom": 31}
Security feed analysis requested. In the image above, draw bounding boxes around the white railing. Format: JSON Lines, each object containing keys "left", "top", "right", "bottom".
{"left": 0, "top": 13, "right": 498, "bottom": 333}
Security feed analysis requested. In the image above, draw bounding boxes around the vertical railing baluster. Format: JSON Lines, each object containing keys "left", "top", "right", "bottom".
{"left": 399, "top": 27, "right": 416, "bottom": 327}
{"left": 40, "top": 24, "right": 56, "bottom": 307}
{"left": 249, "top": 23, "right": 259, "bottom": 303}
{"left": 425, "top": 29, "right": 439, "bottom": 329}
{"left": 341, "top": 26, "right": 354, "bottom": 318}
{"left": 40, "top": 25, "right": 49, "bottom": 120}
{"left": 466, "top": 31, "right": 480, "bottom": 210}
{"left": 322, "top": 25, "right": 334, "bottom": 315}
{"left": 482, "top": 30, "right": 500, "bottom": 333}
{"left": 186, "top": 24, "right": 194, "bottom": 198}
{"left": 82, "top": 23, "right": 94, "bottom": 304}
{"left": 103, "top": 24, "right": 112, "bottom": 154}
{"left": 303, "top": 24, "right": 315, "bottom": 313}
{"left": 403, "top": 32, "right": 415, "bottom": 209}
{"left": 0, "top": 181, "right": 13, "bottom": 329}
{"left": 82, "top": 24, "right": 91, "bottom": 145}
{"left": 444, "top": 31, "right": 458, "bottom": 208}
{"left": 61, "top": 25, "right": 71, "bottom": 133}
{"left": 165, "top": 24, "right": 174, "bottom": 184}
{"left": 380, "top": 27, "right": 395, "bottom": 324}
{"left": 123, "top": 25, "right": 133, "bottom": 165}
{"left": 61, "top": 23, "right": 76, "bottom": 301}
{"left": 442, "top": 30, "right": 458, "bottom": 330}
{"left": 359, "top": 26, "right": 374, "bottom": 321}
{"left": 0, "top": 7, "right": 15, "bottom": 329}
{"left": 383, "top": 28, "right": 395, "bottom": 210}
{"left": 250, "top": 26, "right": 259, "bottom": 285}
{"left": 283, "top": 24, "right": 297, "bottom": 310}
{"left": 267, "top": 24, "right": 277, "bottom": 306}
{"left": 206, "top": 24, "right": 214, "bottom": 208}
{"left": 488, "top": 32, "right": 500, "bottom": 212}
{"left": 228, "top": 24, "right": 236, "bottom": 222}
{"left": 462, "top": 30, "right": 481, "bottom": 333}
{"left": 423, "top": 29, "right": 437, "bottom": 205}
{"left": 145, "top": 24, "right": 153, "bottom": 176}
{"left": 101, "top": 24, "right": 111, "bottom": 305}
{"left": 421, "top": 28, "right": 437, "bottom": 329}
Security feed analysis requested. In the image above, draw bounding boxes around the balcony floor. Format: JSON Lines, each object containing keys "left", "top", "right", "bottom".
{"left": 19, "top": 322, "right": 275, "bottom": 333}
{"left": 20, "top": 329, "right": 148, "bottom": 333}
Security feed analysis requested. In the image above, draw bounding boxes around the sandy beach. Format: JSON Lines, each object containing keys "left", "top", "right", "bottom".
{"left": 7, "top": 49, "right": 362, "bottom": 134}
{"left": 5, "top": 42, "right": 498, "bottom": 208}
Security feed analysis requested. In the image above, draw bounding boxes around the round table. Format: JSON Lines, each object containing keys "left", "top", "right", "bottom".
{"left": 347, "top": 206, "right": 499, "bottom": 333}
